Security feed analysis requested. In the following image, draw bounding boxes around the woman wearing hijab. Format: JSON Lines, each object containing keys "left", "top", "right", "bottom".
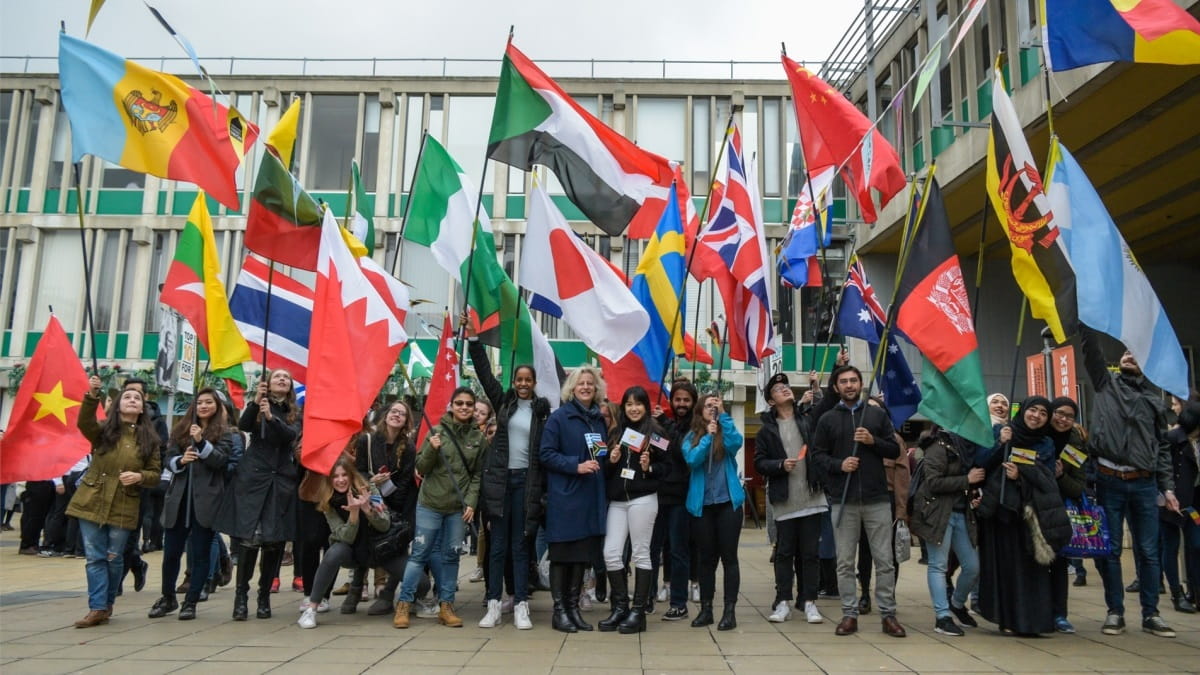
{"left": 987, "top": 394, "right": 1011, "bottom": 427}
{"left": 1046, "top": 396, "right": 1090, "bottom": 632}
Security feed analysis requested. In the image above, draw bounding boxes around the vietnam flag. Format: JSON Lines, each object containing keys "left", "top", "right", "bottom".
{"left": 0, "top": 316, "right": 92, "bottom": 483}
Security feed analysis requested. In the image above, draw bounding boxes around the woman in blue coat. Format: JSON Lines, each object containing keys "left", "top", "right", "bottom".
{"left": 539, "top": 366, "right": 608, "bottom": 633}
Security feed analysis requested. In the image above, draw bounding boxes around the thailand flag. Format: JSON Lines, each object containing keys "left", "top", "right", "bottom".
{"left": 778, "top": 166, "right": 835, "bottom": 288}
{"left": 229, "top": 255, "right": 313, "bottom": 389}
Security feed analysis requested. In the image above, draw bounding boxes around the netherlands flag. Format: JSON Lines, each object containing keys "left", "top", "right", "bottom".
{"left": 229, "top": 255, "right": 313, "bottom": 390}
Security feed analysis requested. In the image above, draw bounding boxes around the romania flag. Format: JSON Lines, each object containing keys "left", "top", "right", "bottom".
{"left": 58, "top": 33, "right": 258, "bottom": 209}
{"left": 1043, "top": 0, "right": 1200, "bottom": 71}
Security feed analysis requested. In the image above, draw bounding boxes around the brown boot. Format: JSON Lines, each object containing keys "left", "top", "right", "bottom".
{"left": 392, "top": 601, "right": 411, "bottom": 629}
{"left": 438, "top": 601, "right": 463, "bottom": 627}
{"left": 74, "top": 610, "right": 110, "bottom": 628}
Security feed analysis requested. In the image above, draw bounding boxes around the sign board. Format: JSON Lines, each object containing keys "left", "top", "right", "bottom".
{"left": 154, "top": 307, "right": 178, "bottom": 390}
{"left": 177, "top": 322, "right": 197, "bottom": 395}
{"left": 1050, "top": 345, "right": 1077, "bottom": 399}
{"left": 1026, "top": 354, "right": 1047, "bottom": 398}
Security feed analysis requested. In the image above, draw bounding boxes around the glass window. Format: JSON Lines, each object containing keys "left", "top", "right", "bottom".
{"left": 762, "top": 99, "right": 781, "bottom": 197}
{"left": 102, "top": 160, "right": 145, "bottom": 189}
{"left": 34, "top": 230, "right": 86, "bottom": 329}
{"left": 4, "top": 235, "right": 22, "bottom": 331}
{"left": 48, "top": 107, "right": 70, "bottom": 189}
{"left": 361, "top": 99, "right": 381, "bottom": 188}
{"left": 143, "top": 230, "right": 171, "bottom": 332}
{"left": 116, "top": 235, "right": 139, "bottom": 331}
{"left": 691, "top": 97, "right": 710, "bottom": 194}
{"left": 0, "top": 91, "right": 13, "bottom": 162}
{"left": 20, "top": 99, "right": 40, "bottom": 188}
{"left": 92, "top": 230, "right": 123, "bottom": 328}
{"left": 445, "top": 96, "right": 496, "bottom": 194}
{"left": 428, "top": 95, "right": 445, "bottom": 143}
{"left": 305, "top": 94, "right": 358, "bottom": 190}
{"left": 741, "top": 99, "right": 759, "bottom": 192}
{"left": 401, "top": 95, "right": 425, "bottom": 192}
{"left": 977, "top": 8, "right": 992, "bottom": 80}
{"left": 635, "top": 98, "right": 686, "bottom": 164}
{"left": 503, "top": 233, "right": 516, "bottom": 283}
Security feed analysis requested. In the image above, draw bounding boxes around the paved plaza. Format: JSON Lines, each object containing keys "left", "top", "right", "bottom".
{"left": 1, "top": 527, "right": 1198, "bottom": 674}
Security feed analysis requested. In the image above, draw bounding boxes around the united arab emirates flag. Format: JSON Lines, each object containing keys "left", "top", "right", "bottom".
{"left": 244, "top": 149, "right": 323, "bottom": 270}
{"left": 488, "top": 41, "right": 674, "bottom": 236}
{"left": 894, "top": 179, "right": 992, "bottom": 447}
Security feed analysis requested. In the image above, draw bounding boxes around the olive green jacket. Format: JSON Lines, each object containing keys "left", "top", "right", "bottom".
{"left": 66, "top": 393, "right": 162, "bottom": 530}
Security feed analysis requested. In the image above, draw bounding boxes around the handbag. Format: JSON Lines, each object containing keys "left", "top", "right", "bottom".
{"left": 893, "top": 519, "right": 912, "bottom": 564}
{"left": 368, "top": 508, "right": 412, "bottom": 562}
{"left": 1059, "top": 493, "right": 1112, "bottom": 558}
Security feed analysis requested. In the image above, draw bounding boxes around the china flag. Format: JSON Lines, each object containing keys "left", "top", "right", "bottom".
{"left": 0, "top": 316, "right": 92, "bottom": 483}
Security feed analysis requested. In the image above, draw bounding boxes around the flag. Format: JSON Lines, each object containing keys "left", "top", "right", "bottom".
{"left": 229, "top": 255, "right": 313, "bottom": 390}
{"left": 0, "top": 316, "right": 92, "bottom": 483}
{"left": 986, "top": 64, "right": 1077, "bottom": 343}
{"left": 523, "top": 179, "right": 649, "bottom": 361}
{"left": 778, "top": 166, "right": 835, "bottom": 288}
{"left": 57, "top": 34, "right": 257, "bottom": 210}
{"left": 627, "top": 183, "right": 687, "bottom": 392}
{"left": 244, "top": 148, "right": 323, "bottom": 270}
{"left": 695, "top": 125, "right": 775, "bottom": 366}
{"left": 266, "top": 98, "right": 301, "bottom": 170}
{"left": 1047, "top": 139, "right": 1189, "bottom": 398}
{"left": 951, "top": 0, "right": 990, "bottom": 54}
{"left": 349, "top": 160, "right": 375, "bottom": 255}
{"left": 836, "top": 256, "right": 921, "bottom": 427}
{"left": 782, "top": 54, "right": 906, "bottom": 223}
{"left": 418, "top": 314, "right": 460, "bottom": 447}
{"left": 405, "top": 341, "right": 433, "bottom": 379}
{"left": 301, "top": 209, "right": 407, "bottom": 475}
{"left": 894, "top": 180, "right": 993, "bottom": 448}
{"left": 86, "top": 1, "right": 106, "bottom": 35}
{"left": 488, "top": 41, "right": 675, "bottom": 236}
{"left": 158, "top": 192, "right": 251, "bottom": 395}
{"left": 1043, "top": 0, "right": 1200, "bottom": 71}
{"left": 911, "top": 42, "right": 944, "bottom": 111}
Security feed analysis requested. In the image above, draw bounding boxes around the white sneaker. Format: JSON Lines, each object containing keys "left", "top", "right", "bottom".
{"left": 297, "top": 607, "right": 317, "bottom": 629}
{"left": 768, "top": 600, "right": 791, "bottom": 623}
{"left": 500, "top": 595, "right": 514, "bottom": 614}
{"left": 579, "top": 592, "right": 593, "bottom": 610}
{"left": 690, "top": 582, "right": 700, "bottom": 603}
{"left": 416, "top": 599, "right": 440, "bottom": 618}
{"left": 468, "top": 567, "right": 485, "bottom": 583}
{"left": 298, "top": 600, "right": 313, "bottom": 613}
{"left": 804, "top": 601, "right": 823, "bottom": 624}
{"left": 479, "top": 599, "right": 502, "bottom": 628}
{"left": 316, "top": 599, "right": 331, "bottom": 613}
{"left": 514, "top": 601, "right": 533, "bottom": 630}
{"left": 656, "top": 585, "right": 669, "bottom": 603}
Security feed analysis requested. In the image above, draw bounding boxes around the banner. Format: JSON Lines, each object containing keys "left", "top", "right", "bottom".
{"left": 154, "top": 307, "right": 178, "bottom": 390}
{"left": 178, "top": 321, "right": 197, "bottom": 395}
{"left": 1050, "top": 345, "right": 1077, "bottom": 400}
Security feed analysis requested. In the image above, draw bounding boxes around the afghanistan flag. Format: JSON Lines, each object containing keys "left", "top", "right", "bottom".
{"left": 895, "top": 180, "right": 992, "bottom": 448}
{"left": 244, "top": 148, "right": 323, "bottom": 270}
{"left": 488, "top": 41, "right": 674, "bottom": 237}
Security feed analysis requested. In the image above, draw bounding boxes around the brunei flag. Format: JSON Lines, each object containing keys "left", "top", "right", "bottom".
{"left": 895, "top": 180, "right": 993, "bottom": 448}
{"left": 58, "top": 33, "right": 257, "bottom": 210}
{"left": 985, "top": 62, "right": 1076, "bottom": 344}
{"left": 1043, "top": 0, "right": 1200, "bottom": 71}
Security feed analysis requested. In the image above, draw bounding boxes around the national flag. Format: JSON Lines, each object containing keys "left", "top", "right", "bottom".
{"left": 488, "top": 41, "right": 675, "bottom": 236}
{"left": 627, "top": 183, "right": 687, "bottom": 392}
{"left": 778, "top": 166, "right": 835, "bottom": 288}
{"left": 86, "top": 0, "right": 106, "bottom": 35}
{"left": 1043, "top": 0, "right": 1200, "bottom": 71}
{"left": 0, "top": 316, "right": 92, "bottom": 483}
{"left": 266, "top": 98, "right": 301, "bottom": 170}
{"left": 836, "top": 256, "right": 921, "bottom": 427}
{"left": 301, "top": 209, "right": 407, "bottom": 475}
{"left": 57, "top": 34, "right": 257, "bottom": 210}
{"left": 244, "top": 148, "right": 323, "bottom": 270}
{"left": 986, "top": 63, "right": 1077, "bottom": 344}
{"left": 695, "top": 125, "right": 774, "bottom": 366}
{"left": 229, "top": 255, "right": 313, "bottom": 390}
{"left": 951, "top": 0, "right": 990, "bottom": 54}
{"left": 894, "top": 180, "right": 993, "bottom": 448}
{"left": 158, "top": 192, "right": 251, "bottom": 396}
{"left": 418, "top": 314, "right": 460, "bottom": 447}
{"left": 523, "top": 179, "right": 649, "bottom": 361}
{"left": 782, "top": 54, "right": 906, "bottom": 223}
{"left": 406, "top": 341, "right": 433, "bottom": 379}
{"left": 349, "top": 160, "right": 376, "bottom": 255}
{"left": 1047, "top": 139, "right": 1189, "bottom": 398}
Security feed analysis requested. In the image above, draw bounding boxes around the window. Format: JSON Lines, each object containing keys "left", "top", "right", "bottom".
{"left": 102, "top": 160, "right": 145, "bottom": 189}
{"left": 92, "top": 230, "right": 123, "bottom": 328}
{"left": 116, "top": 234, "right": 139, "bottom": 331}
{"left": 48, "top": 107, "right": 70, "bottom": 189}
{"left": 762, "top": 98, "right": 781, "bottom": 197}
{"left": 3, "top": 233, "right": 21, "bottom": 331}
{"left": 361, "top": 99, "right": 381, "bottom": 188}
{"left": 34, "top": 230, "right": 86, "bottom": 329}
{"left": 19, "top": 98, "right": 40, "bottom": 188}
{"left": 445, "top": 96, "right": 497, "bottom": 193}
{"left": 143, "top": 231, "right": 171, "bottom": 332}
{"left": 401, "top": 95, "right": 425, "bottom": 192}
{"left": 977, "top": 6, "right": 992, "bottom": 80}
{"left": 635, "top": 98, "right": 686, "bottom": 164}
{"left": 742, "top": 99, "right": 759, "bottom": 190}
{"left": 0, "top": 91, "right": 13, "bottom": 162}
{"left": 305, "top": 94, "right": 358, "bottom": 190}
{"left": 691, "top": 97, "right": 710, "bottom": 194}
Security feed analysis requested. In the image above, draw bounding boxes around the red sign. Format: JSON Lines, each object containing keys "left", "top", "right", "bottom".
{"left": 1051, "top": 346, "right": 1077, "bottom": 399}
{"left": 1027, "top": 354, "right": 1048, "bottom": 398}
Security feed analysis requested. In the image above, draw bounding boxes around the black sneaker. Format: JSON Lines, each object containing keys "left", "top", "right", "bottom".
{"left": 661, "top": 606, "right": 688, "bottom": 621}
{"left": 1101, "top": 612, "right": 1126, "bottom": 635}
{"left": 1141, "top": 614, "right": 1176, "bottom": 638}
{"left": 949, "top": 604, "right": 977, "bottom": 628}
{"left": 934, "top": 616, "right": 964, "bottom": 636}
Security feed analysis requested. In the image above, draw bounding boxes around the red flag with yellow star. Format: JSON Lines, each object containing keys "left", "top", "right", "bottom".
{"left": 0, "top": 315, "right": 92, "bottom": 483}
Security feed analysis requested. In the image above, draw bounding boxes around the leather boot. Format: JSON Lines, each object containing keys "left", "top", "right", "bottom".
{"left": 74, "top": 609, "right": 110, "bottom": 628}
{"left": 1172, "top": 586, "right": 1197, "bottom": 614}
{"left": 232, "top": 590, "right": 249, "bottom": 621}
{"left": 232, "top": 546, "right": 256, "bottom": 621}
{"left": 594, "top": 569, "right": 607, "bottom": 603}
{"left": 566, "top": 563, "right": 593, "bottom": 631}
{"left": 550, "top": 563, "right": 577, "bottom": 633}
{"left": 437, "top": 601, "right": 463, "bottom": 627}
{"left": 256, "top": 588, "right": 272, "bottom": 619}
{"left": 598, "top": 571, "right": 629, "bottom": 631}
{"left": 717, "top": 602, "right": 737, "bottom": 631}
{"left": 618, "top": 568, "right": 652, "bottom": 634}
{"left": 342, "top": 585, "right": 364, "bottom": 614}
{"left": 691, "top": 603, "right": 714, "bottom": 627}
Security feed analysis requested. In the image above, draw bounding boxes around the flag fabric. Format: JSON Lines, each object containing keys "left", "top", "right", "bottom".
{"left": 986, "top": 64, "right": 1077, "bottom": 343}
{"left": 266, "top": 98, "right": 301, "bottom": 170}
{"left": 229, "top": 255, "right": 314, "bottom": 390}
{"left": 349, "top": 160, "right": 376, "bottom": 255}
{"left": 836, "top": 256, "right": 921, "bottom": 427}
{"left": 523, "top": 180, "right": 649, "bottom": 361}
{"left": 778, "top": 166, "right": 835, "bottom": 288}
{"left": 1043, "top": 0, "right": 1200, "bottom": 71}
{"left": 418, "top": 315, "right": 460, "bottom": 447}
{"left": 405, "top": 341, "right": 433, "bottom": 379}
{"left": 1047, "top": 139, "right": 1189, "bottom": 398}
{"left": 244, "top": 148, "right": 323, "bottom": 270}
{"left": 626, "top": 184, "right": 687, "bottom": 392}
{"left": 695, "top": 125, "right": 775, "bottom": 366}
{"left": 488, "top": 42, "right": 675, "bottom": 237}
{"left": 951, "top": 0, "right": 990, "bottom": 54}
{"left": 158, "top": 192, "right": 251, "bottom": 394}
{"left": 894, "top": 180, "right": 993, "bottom": 448}
{"left": 57, "top": 34, "right": 257, "bottom": 210}
{"left": 782, "top": 54, "right": 906, "bottom": 224}
{"left": 911, "top": 42, "right": 944, "bottom": 111}
{"left": 0, "top": 316, "right": 92, "bottom": 483}
{"left": 301, "top": 210, "right": 407, "bottom": 475}
{"left": 86, "top": 0, "right": 106, "bottom": 35}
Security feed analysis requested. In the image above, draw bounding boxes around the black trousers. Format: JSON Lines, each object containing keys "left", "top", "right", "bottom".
{"left": 19, "top": 481, "right": 55, "bottom": 549}
{"left": 43, "top": 479, "right": 77, "bottom": 551}
{"left": 692, "top": 502, "right": 742, "bottom": 606}
{"left": 774, "top": 513, "right": 822, "bottom": 605}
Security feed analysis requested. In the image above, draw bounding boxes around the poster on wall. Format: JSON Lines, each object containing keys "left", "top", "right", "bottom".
{"left": 177, "top": 322, "right": 197, "bottom": 395}
{"left": 154, "top": 307, "right": 178, "bottom": 390}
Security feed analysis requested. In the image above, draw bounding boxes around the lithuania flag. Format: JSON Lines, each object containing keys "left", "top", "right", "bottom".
{"left": 894, "top": 180, "right": 992, "bottom": 448}
{"left": 244, "top": 148, "right": 323, "bottom": 270}
{"left": 159, "top": 192, "right": 251, "bottom": 392}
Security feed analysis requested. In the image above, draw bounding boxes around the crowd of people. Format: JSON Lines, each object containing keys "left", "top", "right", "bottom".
{"left": 2, "top": 326, "right": 1196, "bottom": 641}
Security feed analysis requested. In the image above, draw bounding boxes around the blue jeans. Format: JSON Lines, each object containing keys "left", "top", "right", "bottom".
{"left": 926, "top": 512, "right": 979, "bottom": 619}
{"left": 487, "top": 470, "right": 529, "bottom": 602}
{"left": 661, "top": 502, "right": 691, "bottom": 609}
{"left": 398, "top": 503, "right": 465, "bottom": 604}
{"left": 79, "top": 519, "right": 133, "bottom": 611}
{"left": 1095, "top": 474, "right": 1161, "bottom": 618}
{"left": 161, "top": 519, "right": 214, "bottom": 603}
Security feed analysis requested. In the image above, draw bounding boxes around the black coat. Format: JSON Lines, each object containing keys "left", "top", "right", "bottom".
{"left": 809, "top": 400, "right": 900, "bottom": 503}
{"left": 212, "top": 400, "right": 300, "bottom": 542}
{"left": 354, "top": 432, "right": 418, "bottom": 528}
{"left": 1161, "top": 427, "right": 1199, "bottom": 526}
{"left": 652, "top": 413, "right": 693, "bottom": 506}
{"left": 603, "top": 420, "right": 667, "bottom": 502}
{"left": 753, "top": 404, "right": 818, "bottom": 505}
{"left": 162, "top": 431, "right": 234, "bottom": 530}
{"left": 910, "top": 433, "right": 978, "bottom": 547}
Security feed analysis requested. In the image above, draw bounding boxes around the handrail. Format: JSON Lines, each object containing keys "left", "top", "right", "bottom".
{"left": 818, "top": 0, "right": 917, "bottom": 91}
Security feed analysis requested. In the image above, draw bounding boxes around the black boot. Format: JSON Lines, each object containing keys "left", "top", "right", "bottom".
{"left": 148, "top": 595, "right": 178, "bottom": 618}
{"left": 255, "top": 544, "right": 282, "bottom": 618}
{"left": 691, "top": 603, "right": 714, "bottom": 627}
{"left": 1172, "top": 586, "right": 1197, "bottom": 614}
{"left": 256, "top": 589, "right": 272, "bottom": 619}
{"left": 717, "top": 602, "right": 737, "bottom": 631}
{"left": 550, "top": 563, "right": 577, "bottom": 633}
{"left": 594, "top": 569, "right": 608, "bottom": 603}
{"left": 232, "top": 590, "right": 249, "bottom": 621}
{"left": 619, "top": 569, "right": 652, "bottom": 634}
{"left": 232, "top": 546, "right": 256, "bottom": 621}
{"left": 178, "top": 600, "right": 197, "bottom": 620}
{"left": 342, "top": 585, "right": 364, "bottom": 614}
{"left": 598, "top": 571, "right": 629, "bottom": 631}
{"left": 566, "top": 563, "right": 593, "bottom": 631}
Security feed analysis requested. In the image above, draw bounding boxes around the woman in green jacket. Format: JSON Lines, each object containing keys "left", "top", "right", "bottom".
{"left": 67, "top": 375, "right": 162, "bottom": 628}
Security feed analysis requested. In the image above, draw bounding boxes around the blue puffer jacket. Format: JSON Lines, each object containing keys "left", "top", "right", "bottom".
{"left": 682, "top": 413, "right": 745, "bottom": 517}
{"left": 538, "top": 399, "right": 609, "bottom": 543}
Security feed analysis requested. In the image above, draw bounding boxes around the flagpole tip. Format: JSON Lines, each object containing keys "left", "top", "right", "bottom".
{"left": 780, "top": 42, "right": 787, "bottom": 56}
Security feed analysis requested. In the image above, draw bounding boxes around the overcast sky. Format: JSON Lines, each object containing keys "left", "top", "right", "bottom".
{"left": 2, "top": 0, "right": 862, "bottom": 74}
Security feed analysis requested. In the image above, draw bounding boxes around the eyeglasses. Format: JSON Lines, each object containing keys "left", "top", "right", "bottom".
{"left": 451, "top": 400, "right": 475, "bottom": 407}
{"left": 1052, "top": 411, "right": 1075, "bottom": 421}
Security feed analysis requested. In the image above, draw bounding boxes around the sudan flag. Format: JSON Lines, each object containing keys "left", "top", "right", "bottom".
{"left": 895, "top": 180, "right": 992, "bottom": 448}
{"left": 244, "top": 149, "right": 322, "bottom": 270}
{"left": 488, "top": 42, "right": 674, "bottom": 237}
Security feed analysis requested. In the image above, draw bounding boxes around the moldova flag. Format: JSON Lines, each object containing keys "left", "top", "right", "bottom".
{"left": 1043, "top": 0, "right": 1200, "bottom": 71}
{"left": 58, "top": 33, "right": 257, "bottom": 210}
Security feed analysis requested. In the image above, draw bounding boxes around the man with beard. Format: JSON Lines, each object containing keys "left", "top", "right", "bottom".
{"left": 652, "top": 380, "right": 699, "bottom": 621}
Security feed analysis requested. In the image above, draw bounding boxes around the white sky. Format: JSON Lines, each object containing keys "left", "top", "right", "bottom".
{"left": 1, "top": 0, "right": 862, "bottom": 72}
